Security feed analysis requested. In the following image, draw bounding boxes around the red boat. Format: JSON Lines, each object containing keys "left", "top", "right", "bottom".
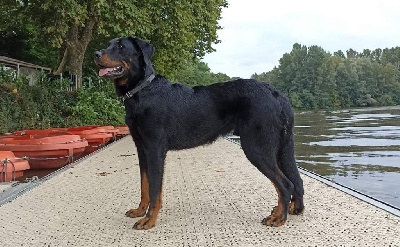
{"left": 0, "top": 135, "right": 88, "bottom": 169}
{"left": 116, "top": 125, "right": 130, "bottom": 139}
{"left": 84, "top": 125, "right": 120, "bottom": 138}
{"left": 13, "top": 128, "right": 67, "bottom": 136}
{"left": 0, "top": 151, "right": 30, "bottom": 182}
{"left": 65, "top": 126, "right": 113, "bottom": 158}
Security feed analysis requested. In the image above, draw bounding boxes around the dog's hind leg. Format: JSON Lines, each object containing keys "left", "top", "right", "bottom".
{"left": 133, "top": 147, "right": 166, "bottom": 230}
{"left": 126, "top": 147, "right": 150, "bottom": 218}
{"left": 277, "top": 133, "right": 305, "bottom": 215}
{"left": 240, "top": 131, "right": 294, "bottom": 227}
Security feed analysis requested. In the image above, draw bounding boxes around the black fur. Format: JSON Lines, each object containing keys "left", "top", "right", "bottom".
{"left": 94, "top": 37, "right": 304, "bottom": 230}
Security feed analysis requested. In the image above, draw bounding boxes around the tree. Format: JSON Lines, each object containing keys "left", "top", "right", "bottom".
{"left": 277, "top": 44, "right": 337, "bottom": 109}
{"left": 381, "top": 47, "right": 400, "bottom": 69}
{"left": 251, "top": 68, "right": 278, "bottom": 85}
{"left": 371, "top": 48, "right": 382, "bottom": 63}
{"left": 333, "top": 50, "right": 345, "bottom": 58}
{"left": 171, "top": 60, "right": 230, "bottom": 86}
{"left": 210, "top": 72, "right": 231, "bottom": 83}
{"left": 360, "top": 49, "right": 371, "bottom": 58}
{"left": 335, "top": 60, "right": 358, "bottom": 108}
{"left": 346, "top": 48, "right": 358, "bottom": 59}
{"left": 276, "top": 43, "right": 308, "bottom": 97}
{"left": 2, "top": 0, "right": 228, "bottom": 87}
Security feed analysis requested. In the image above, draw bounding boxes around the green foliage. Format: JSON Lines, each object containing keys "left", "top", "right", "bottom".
{"left": 1, "top": 0, "right": 228, "bottom": 84}
{"left": 252, "top": 44, "right": 400, "bottom": 110}
{"left": 0, "top": 68, "right": 124, "bottom": 135}
{"left": 171, "top": 60, "right": 231, "bottom": 86}
{"left": 142, "top": 0, "right": 228, "bottom": 77}
{"left": 0, "top": 70, "right": 74, "bottom": 133}
{"left": 0, "top": 3, "right": 57, "bottom": 67}
{"left": 71, "top": 89, "right": 124, "bottom": 126}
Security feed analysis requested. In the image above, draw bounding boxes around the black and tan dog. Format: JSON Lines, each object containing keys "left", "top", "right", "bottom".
{"left": 94, "top": 37, "right": 304, "bottom": 230}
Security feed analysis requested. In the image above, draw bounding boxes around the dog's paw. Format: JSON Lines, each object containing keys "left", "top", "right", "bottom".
{"left": 288, "top": 201, "right": 305, "bottom": 215}
{"left": 262, "top": 214, "right": 286, "bottom": 227}
{"left": 133, "top": 217, "right": 156, "bottom": 230}
{"left": 125, "top": 208, "right": 146, "bottom": 218}
{"left": 270, "top": 206, "right": 278, "bottom": 215}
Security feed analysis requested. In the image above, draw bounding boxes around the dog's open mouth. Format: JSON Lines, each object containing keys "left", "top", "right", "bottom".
{"left": 98, "top": 65, "right": 125, "bottom": 78}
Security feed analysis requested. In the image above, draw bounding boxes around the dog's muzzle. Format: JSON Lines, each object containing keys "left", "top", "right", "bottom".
{"left": 94, "top": 51, "right": 126, "bottom": 79}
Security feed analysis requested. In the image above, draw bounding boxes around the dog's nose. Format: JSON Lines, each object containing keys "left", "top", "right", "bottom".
{"left": 94, "top": 51, "right": 102, "bottom": 59}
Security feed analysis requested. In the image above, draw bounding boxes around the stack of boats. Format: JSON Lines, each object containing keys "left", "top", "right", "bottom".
{"left": 0, "top": 125, "right": 130, "bottom": 182}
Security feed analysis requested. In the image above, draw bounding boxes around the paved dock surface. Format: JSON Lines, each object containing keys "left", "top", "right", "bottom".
{"left": 0, "top": 137, "right": 399, "bottom": 246}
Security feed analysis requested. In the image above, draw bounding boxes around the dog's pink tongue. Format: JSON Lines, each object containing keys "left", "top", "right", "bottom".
{"left": 99, "top": 68, "right": 114, "bottom": 77}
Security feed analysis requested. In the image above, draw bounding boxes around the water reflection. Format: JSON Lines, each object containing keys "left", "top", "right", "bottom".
{"left": 295, "top": 106, "right": 400, "bottom": 208}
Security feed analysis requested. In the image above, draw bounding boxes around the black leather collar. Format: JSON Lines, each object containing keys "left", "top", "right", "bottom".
{"left": 121, "top": 74, "right": 155, "bottom": 102}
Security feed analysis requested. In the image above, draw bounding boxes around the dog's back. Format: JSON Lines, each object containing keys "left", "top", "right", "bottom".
{"left": 137, "top": 78, "right": 292, "bottom": 151}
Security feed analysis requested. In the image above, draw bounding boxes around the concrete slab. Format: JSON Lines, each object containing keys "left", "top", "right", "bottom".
{"left": 0, "top": 137, "right": 399, "bottom": 246}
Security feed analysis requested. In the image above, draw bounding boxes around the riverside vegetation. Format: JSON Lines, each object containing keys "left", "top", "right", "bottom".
{"left": 252, "top": 44, "right": 400, "bottom": 109}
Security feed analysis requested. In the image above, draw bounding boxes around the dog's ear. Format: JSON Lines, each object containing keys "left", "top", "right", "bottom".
{"left": 130, "top": 37, "right": 155, "bottom": 77}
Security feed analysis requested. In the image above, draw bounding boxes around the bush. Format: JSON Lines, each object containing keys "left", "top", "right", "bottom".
{"left": 0, "top": 68, "right": 124, "bottom": 135}
{"left": 71, "top": 89, "right": 125, "bottom": 126}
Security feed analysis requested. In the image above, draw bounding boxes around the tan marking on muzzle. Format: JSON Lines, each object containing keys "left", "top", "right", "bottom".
{"left": 97, "top": 54, "right": 123, "bottom": 68}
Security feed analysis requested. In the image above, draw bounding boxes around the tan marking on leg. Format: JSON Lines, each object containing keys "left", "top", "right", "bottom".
{"left": 133, "top": 192, "right": 162, "bottom": 230}
{"left": 263, "top": 182, "right": 286, "bottom": 227}
{"left": 126, "top": 172, "right": 150, "bottom": 218}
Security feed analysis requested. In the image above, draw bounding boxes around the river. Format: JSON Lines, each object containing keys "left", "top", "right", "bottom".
{"left": 294, "top": 106, "right": 400, "bottom": 208}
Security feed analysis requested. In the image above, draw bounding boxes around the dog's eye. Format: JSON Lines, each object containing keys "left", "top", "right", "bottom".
{"left": 116, "top": 41, "right": 123, "bottom": 49}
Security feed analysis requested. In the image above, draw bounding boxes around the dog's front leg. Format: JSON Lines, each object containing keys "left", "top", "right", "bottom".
{"left": 133, "top": 148, "right": 166, "bottom": 230}
{"left": 126, "top": 147, "right": 150, "bottom": 218}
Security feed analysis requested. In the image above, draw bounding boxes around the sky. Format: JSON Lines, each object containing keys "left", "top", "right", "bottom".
{"left": 202, "top": 0, "right": 400, "bottom": 79}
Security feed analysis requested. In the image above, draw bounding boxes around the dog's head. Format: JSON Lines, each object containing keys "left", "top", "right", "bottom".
{"left": 94, "top": 37, "right": 155, "bottom": 87}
